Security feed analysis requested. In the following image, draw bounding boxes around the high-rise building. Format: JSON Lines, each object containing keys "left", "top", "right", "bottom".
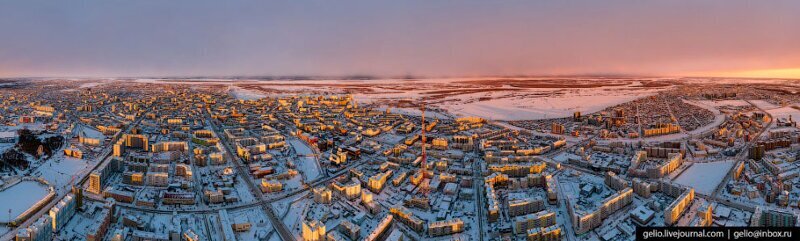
{"left": 365, "top": 215, "right": 393, "bottom": 241}
{"left": 508, "top": 198, "right": 545, "bottom": 217}
{"left": 526, "top": 225, "right": 561, "bottom": 241}
{"left": 87, "top": 158, "right": 121, "bottom": 194}
{"left": 390, "top": 206, "right": 425, "bottom": 233}
{"left": 665, "top": 188, "right": 695, "bottom": 226}
{"left": 751, "top": 206, "right": 800, "bottom": 227}
{"left": 16, "top": 215, "right": 52, "bottom": 241}
{"left": 428, "top": 218, "right": 464, "bottom": 237}
{"left": 312, "top": 186, "right": 332, "bottom": 204}
{"left": 302, "top": 219, "right": 326, "bottom": 241}
{"left": 88, "top": 172, "right": 102, "bottom": 195}
{"left": 513, "top": 211, "right": 556, "bottom": 234}
{"left": 368, "top": 170, "right": 393, "bottom": 193}
{"left": 49, "top": 194, "right": 77, "bottom": 232}
{"left": 338, "top": 220, "right": 361, "bottom": 240}
{"left": 568, "top": 187, "right": 633, "bottom": 234}
{"left": 331, "top": 178, "right": 361, "bottom": 200}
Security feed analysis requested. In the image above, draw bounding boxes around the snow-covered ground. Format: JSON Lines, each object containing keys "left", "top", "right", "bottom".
{"left": 273, "top": 194, "right": 310, "bottom": 240}
{"left": 227, "top": 208, "right": 273, "bottom": 241}
{"left": 375, "top": 107, "right": 452, "bottom": 119}
{"left": 684, "top": 99, "right": 726, "bottom": 136}
{"left": 673, "top": 160, "right": 735, "bottom": 195}
{"left": 765, "top": 105, "right": 800, "bottom": 122}
{"left": 289, "top": 139, "right": 321, "bottom": 181}
{"left": 229, "top": 86, "right": 266, "bottom": 100}
{"left": 442, "top": 88, "right": 659, "bottom": 120}
{"left": 79, "top": 82, "right": 104, "bottom": 88}
{"left": 146, "top": 77, "right": 671, "bottom": 121}
{"left": 33, "top": 156, "right": 90, "bottom": 190}
{"left": 0, "top": 180, "right": 51, "bottom": 223}
{"left": 698, "top": 99, "right": 752, "bottom": 107}
{"left": 748, "top": 100, "right": 780, "bottom": 110}
{"left": 0, "top": 143, "right": 14, "bottom": 156}
{"left": 0, "top": 123, "right": 46, "bottom": 132}
{"left": 75, "top": 124, "right": 105, "bottom": 140}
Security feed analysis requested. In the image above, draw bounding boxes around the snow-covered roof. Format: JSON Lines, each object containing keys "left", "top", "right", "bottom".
{"left": 0, "top": 131, "right": 16, "bottom": 138}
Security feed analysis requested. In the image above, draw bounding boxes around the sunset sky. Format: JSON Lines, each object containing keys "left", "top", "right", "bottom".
{"left": 1, "top": 0, "right": 799, "bottom": 78}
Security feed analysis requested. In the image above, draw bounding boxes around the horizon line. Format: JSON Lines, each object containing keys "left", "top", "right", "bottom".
{"left": 1, "top": 74, "right": 798, "bottom": 81}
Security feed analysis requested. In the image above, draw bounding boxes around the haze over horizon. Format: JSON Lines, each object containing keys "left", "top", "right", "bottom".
{"left": 1, "top": 0, "right": 799, "bottom": 79}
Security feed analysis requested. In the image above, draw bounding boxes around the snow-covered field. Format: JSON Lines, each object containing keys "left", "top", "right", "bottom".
{"left": 272, "top": 194, "right": 310, "bottom": 240}
{"left": 765, "top": 105, "right": 800, "bottom": 122}
{"left": 698, "top": 100, "right": 752, "bottom": 107}
{"left": 79, "top": 82, "right": 104, "bottom": 88}
{"left": 748, "top": 100, "right": 780, "bottom": 110}
{"left": 673, "top": 160, "right": 735, "bottom": 195}
{"left": 443, "top": 91, "right": 653, "bottom": 120}
{"left": 34, "top": 156, "right": 90, "bottom": 190}
{"left": 0, "top": 180, "right": 51, "bottom": 223}
{"left": 229, "top": 86, "right": 266, "bottom": 100}
{"left": 250, "top": 79, "right": 666, "bottom": 120}
{"left": 76, "top": 124, "right": 105, "bottom": 140}
{"left": 375, "top": 107, "right": 452, "bottom": 119}
{"left": 122, "top": 77, "right": 680, "bottom": 121}
{"left": 289, "top": 139, "right": 321, "bottom": 181}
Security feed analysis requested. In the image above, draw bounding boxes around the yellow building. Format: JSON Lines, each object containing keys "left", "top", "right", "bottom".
{"left": 64, "top": 148, "right": 83, "bottom": 159}
{"left": 368, "top": 170, "right": 393, "bottom": 193}
{"left": 124, "top": 134, "right": 149, "bottom": 151}
{"left": 509, "top": 198, "right": 545, "bottom": 217}
{"left": 331, "top": 178, "right": 361, "bottom": 200}
{"left": 88, "top": 172, "right": 102, "bottom": 194}
{"left": 428, "top": 218, "right": 464, "bottom": 237}
{"left": 513, "top": 211, "right": 556, "bottom": 234}
{"left": 150, "top": 141, "right": 188, "bottom": 153}
{"left": 312, "top": 187, "right": 332, "bottom": 204}
{"left": 260, "top": 179, "right": 283, "bottom": 193}
{"left": 302, "top": 219, "right": 326, "bottom": 241}
{"left": 432, "top": 138, "right": 448, "bottom": 150}
{"left": 390, "top": 206, "right": 425, "bottom": 233}
{"left": 665, "top": 188, "right": 695, "bottom": 226}
{"left": 526, "top": 225, "right": 561, "bottom": 241}
{"left": 569, "top": 187, "right": 633, "bottom": 234}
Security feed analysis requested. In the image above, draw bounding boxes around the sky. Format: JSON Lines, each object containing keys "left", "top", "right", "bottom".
{"left": 0, "top": 0, "right": 799, "bottom": 78}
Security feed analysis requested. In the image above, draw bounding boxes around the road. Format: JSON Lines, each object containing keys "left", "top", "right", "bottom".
{"left": 1, "top": 106, "right": 151, "bottom": 241}
{"left": 20, "top": 108, "right": 370, "bottom": 241}
{"left": 205, "top": 110, "right": 297, "bottom": 241}
{"left": 711, "top": 100, "right": 774, "bottom": 198}
{"left": 204, "top": 109, "right": 372, "bottom": 241}
{"left": 471, "top": 157, "right": 485, "bottom": 241}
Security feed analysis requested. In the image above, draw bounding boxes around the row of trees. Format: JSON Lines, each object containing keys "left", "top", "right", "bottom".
{"left": 0, "top": 149, "right": 28, "bottom": 171}
{"left": 0, "top": 129, "right": 64, "bottom": 172}
{"left": 17, "top": 128, "right": 64, "bottom": 158}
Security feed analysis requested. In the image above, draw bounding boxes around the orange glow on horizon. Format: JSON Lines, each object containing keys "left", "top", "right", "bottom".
{"left": 690, "top": 68, "right": 800, "bottom": 79}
